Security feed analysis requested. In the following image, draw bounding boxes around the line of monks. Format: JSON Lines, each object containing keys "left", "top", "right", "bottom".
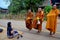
{"left": 25, "top": 5, "right": 60, "bottom": 36}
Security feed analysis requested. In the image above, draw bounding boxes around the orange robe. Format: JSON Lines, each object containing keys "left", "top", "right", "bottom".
{"left": 33, "top": 11, "right": 44, "bottom": 31}
{"left": 46, "top": 9, "right": 59, "bottom": 33}
{"left": 25, "top": 12, "right": 33, "bottom": 30}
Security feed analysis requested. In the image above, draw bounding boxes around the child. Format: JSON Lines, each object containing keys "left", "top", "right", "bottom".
{"left": 7, "top": 22, "right": 23, "bottom": 39}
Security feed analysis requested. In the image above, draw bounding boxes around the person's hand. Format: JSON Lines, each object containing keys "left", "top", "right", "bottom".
{"left": 11, "top": 30, "right": 13, "bottom": 34}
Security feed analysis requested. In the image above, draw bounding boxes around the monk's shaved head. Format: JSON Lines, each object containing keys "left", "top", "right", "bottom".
{"left": 53, "top": 5, "right": 57, "bottom": 9}
{"left": 38, "top": 8, "right": 42, "bottom": 12}
{"left": 28, "top": 9, "right": 31, "bottom": 13}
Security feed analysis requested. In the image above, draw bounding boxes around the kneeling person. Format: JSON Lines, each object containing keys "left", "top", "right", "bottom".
{"left": 7, "top": 22, "right": 23, "bottom": 39}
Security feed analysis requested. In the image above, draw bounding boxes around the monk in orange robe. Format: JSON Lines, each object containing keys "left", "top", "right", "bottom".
{"left": 33, "top": 8, "right": 44, "bottom": 33}
{"left": 25, "top": 9, "right": 33, "bottom": 30}
{"left": 46, "top": 5, "right": 59, "bottom": 35}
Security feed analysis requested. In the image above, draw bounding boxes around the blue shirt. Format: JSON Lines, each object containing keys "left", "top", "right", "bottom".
{"left": 7, "top": 26, "right": 13, "bottom": 36}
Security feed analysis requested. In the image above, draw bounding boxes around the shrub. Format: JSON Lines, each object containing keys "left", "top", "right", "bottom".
{"left": 44, "top": 5, "right": 52, "bottom": 20}
{"left": 44, "top": 5, "right": 52, "bottom": 13}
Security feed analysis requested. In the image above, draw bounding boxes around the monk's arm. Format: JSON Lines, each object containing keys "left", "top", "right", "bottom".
{"left": 56, "top": 9, "right": 60, "bottom": 16}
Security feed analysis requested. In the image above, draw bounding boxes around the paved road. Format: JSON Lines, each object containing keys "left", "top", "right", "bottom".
{"left": 0, "top": 19, "right": 60, "bottom": 40}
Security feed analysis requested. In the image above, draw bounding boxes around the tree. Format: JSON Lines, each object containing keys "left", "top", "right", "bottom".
{"left": 4, "top": 0, "right": 45, "bottom": 14}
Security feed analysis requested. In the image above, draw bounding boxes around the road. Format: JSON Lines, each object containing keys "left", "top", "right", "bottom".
{"left": 0, "top": 19, "right": 60, "bottom": 40}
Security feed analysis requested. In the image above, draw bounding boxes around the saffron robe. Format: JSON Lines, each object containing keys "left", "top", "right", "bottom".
{"left": 46, "top": 9, "right": 59, "bottom": 33}
{"left": 25, "top": 12, "right": 33, "bottom": 30}
{"left": 33, "top": 11, "right": 44, "bottom": 31}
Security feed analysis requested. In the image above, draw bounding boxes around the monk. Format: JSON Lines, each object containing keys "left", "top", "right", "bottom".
{"left": 46, "top": 5, "right": 59, "bottom": 35}
{"left": 33, "top": 8, "right": 44, "bottom": 33}
{"left": 25, "top": 9, "right": 33, "bottom": 30}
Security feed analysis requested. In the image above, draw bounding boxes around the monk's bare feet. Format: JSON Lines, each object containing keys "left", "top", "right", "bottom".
{"left": 49, "top": 32, "right": 55, "bottom": 37}
{"left": 37, "top": 30, "right": 41, "bottom": 33}
{"left": 50, "top": 33, "right": 52, "bottom": 35}
{"left": 51, "top": 32, "right": 55, "bottom": 37}
{"left": 49, "top": 31, "right": 52, "bottom": 35}
{"left": 29, "top": 29, "right": 31, "bottom": 31}
{"left": 51, "top": 34, "right": 55, "bottom": 37}
{"left": 53, "top": 32, "right": 55, "bottom": 35}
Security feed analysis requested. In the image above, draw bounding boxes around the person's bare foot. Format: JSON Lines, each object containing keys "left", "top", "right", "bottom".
{"left": 49, "top": 31, "right": 52, "bottom": 35}
{"left": 51, "top": 34, "right": 55, "bottom": 37}
{"left": 51, "top": 32, "right": 55, "bottom": 37}
{"left": 53, "top": 32, "right": 55, "bottom": 35}
{"left": 29, "top": 29, "right": 31, "bottom": 31}
{"left": 37, "top": 30, "right": 41, "bottom": 33}
{"left": 49, "top": 33, "right": 52, "bottom": 35}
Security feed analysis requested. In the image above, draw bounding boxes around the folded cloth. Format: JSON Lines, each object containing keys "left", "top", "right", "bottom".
{"left": 13, "top": 30, "right": 23, "bottom": 38}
